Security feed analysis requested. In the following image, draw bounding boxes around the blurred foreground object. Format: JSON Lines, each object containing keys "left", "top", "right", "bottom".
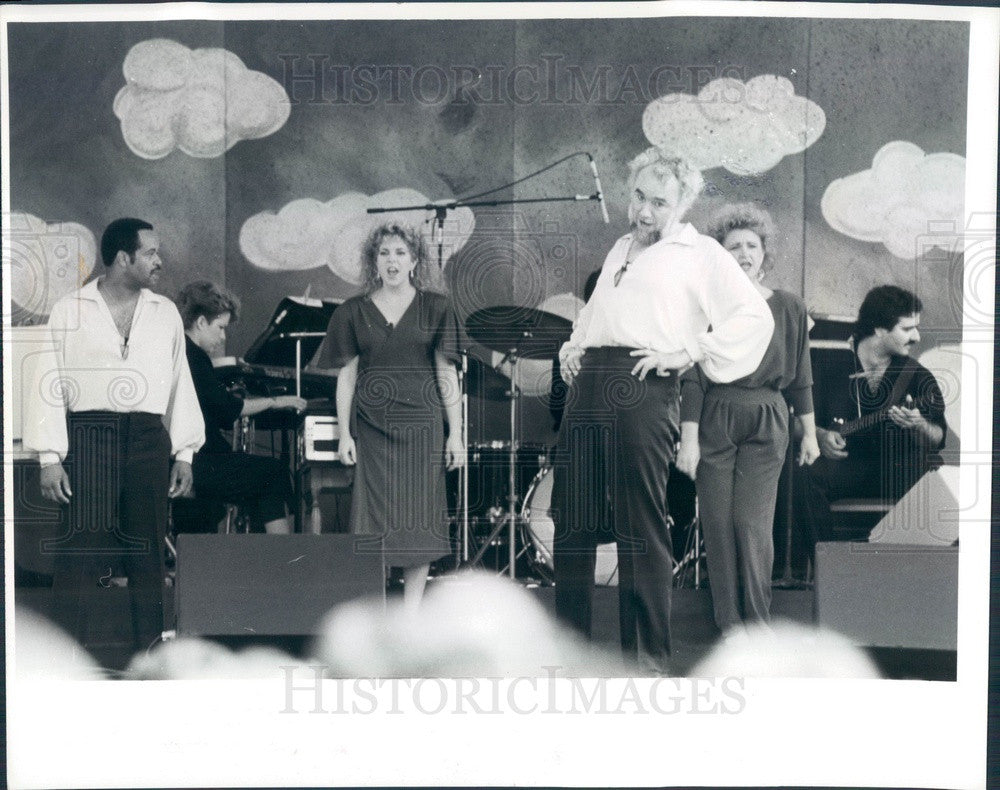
{"left": 691, "top": 619, "right": 881, "bottom": 678}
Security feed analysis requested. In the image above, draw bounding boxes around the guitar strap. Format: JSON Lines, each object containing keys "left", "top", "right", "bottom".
{"left": 850, "top": 353, "right": 918, "bottom": 419}
{"left": 886, "top": 356, "right": 918, "bottom": 410}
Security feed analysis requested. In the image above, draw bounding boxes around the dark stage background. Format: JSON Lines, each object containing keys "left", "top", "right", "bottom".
{"left": 7, "top": 17, "right": 968, "bottom": 441}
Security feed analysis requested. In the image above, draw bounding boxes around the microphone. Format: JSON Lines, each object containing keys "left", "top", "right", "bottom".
{"left": 588, "top": 153, "right": 610, "bottom": 224}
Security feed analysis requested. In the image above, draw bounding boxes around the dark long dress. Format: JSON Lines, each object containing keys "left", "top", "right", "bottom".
{"left": 322, "top": 290, "right": 460, "bottom": 568}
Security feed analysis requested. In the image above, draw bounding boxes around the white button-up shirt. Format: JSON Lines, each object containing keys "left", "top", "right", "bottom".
{"left": 568, "top": 223, "right": 774, "bottom": 383}
{"left": 22, "top": 279, "right": 205, "bottom": 465}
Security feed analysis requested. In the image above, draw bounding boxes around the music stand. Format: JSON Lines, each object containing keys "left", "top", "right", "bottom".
{"left": 244, "top": 295, "right": 340, "bottom": 370}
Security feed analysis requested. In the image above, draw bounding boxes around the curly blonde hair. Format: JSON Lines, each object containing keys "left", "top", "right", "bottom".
{"left": 706, "top": 202, "right": 776, "bottom": 278}
{"left": 361, "top": 222, "right": 445, "bottom": 294}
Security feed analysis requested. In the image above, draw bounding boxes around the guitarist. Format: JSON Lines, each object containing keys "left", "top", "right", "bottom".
{"left": 797, "top": 285, "right": 947, "bottom": 545}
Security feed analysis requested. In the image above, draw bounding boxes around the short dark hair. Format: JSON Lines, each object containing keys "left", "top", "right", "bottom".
{"left": 100, "top": 218, "right": 153, "bottom": 267}
{"left": 175, "top": 281, "right": 241, "bottom": 330}
{"left": 853, "top": 285, "right": 923, "bottom": 341}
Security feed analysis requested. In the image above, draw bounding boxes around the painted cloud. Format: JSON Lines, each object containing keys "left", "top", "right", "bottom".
{"left": 821, "top": 141, "right": 966, "bottom": 259}
{"left": 113, "top": 39, "right": 290, "bottom": 159}
{"left": 240, "top": 188, "right": 476, "bottom": 285}
{"left": 643, "top": 75, "right": 825, "bottom": 175}
{"left": 7, "top": 212, "right": 97, "bottom": 318}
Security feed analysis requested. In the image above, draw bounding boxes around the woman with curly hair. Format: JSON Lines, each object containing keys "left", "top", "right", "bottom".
{"left": 321, "top": 223, "right": 464, "bottom": 610}
{"left": 675, "top": 203, "right": 820, "bottom": 634}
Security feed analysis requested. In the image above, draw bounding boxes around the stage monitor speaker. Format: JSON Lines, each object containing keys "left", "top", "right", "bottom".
{"left": 868, "top": 466, "right": 960, "bottom": 546}
{"left": 176, "top": 534, "right": 384, "bottom": 637}
{"left": 814, "top": 541, "right": 957, "bottom": 650}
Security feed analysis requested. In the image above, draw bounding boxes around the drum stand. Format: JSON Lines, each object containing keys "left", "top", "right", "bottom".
{"left": 465, "top": 347, "right": 524, "bottom": 580}
{"left": 672, "top": 498, "right": 706, "bottom": 588}
{"left": 457, "top": 352, "right": 471, "bottom": 564}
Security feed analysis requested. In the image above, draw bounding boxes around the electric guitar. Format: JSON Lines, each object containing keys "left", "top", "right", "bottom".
{"left": 831, "top": 394, "right": 919, "bottom": 439}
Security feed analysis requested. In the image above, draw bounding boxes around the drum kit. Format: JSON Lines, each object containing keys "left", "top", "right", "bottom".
{"left": 455, "top": 304, "right": 703, "bottom": 587}
{"left": 457, "top": 304, "right": 574, "bottom": 584}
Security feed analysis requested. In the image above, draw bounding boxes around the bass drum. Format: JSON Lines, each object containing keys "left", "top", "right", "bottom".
{"left": 520, "top": 466, "right": 619, "bottom": 586}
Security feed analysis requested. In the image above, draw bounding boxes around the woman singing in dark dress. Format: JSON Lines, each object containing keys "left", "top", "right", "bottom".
{"left": 322, "top": 223, "right": 465, "bottom": 610}
{"left": 176, "top": 282, "right": 306, "bottom": 534}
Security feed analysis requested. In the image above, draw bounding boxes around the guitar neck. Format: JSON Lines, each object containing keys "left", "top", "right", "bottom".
{"left": 835, "top": 397, "right": 922, "bottom": 438}
{"left": 838, "top": 410, "right": 886, "bottom": 438}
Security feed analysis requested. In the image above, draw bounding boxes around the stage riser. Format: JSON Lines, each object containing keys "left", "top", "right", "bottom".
{"left": 176, "top": 534, "right": 385, "bottom": 637}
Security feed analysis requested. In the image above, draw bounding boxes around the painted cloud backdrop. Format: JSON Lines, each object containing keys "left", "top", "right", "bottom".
{"left": 113, "top": 39, "right": 290, "bottom": 159}
{"left": 643, "top": 75, "right": 826, "bottom": 175}
{"left": 240, "top": 188, "right": 476, "bottom": 285}
{"left": 821, "top": 141, "right": 965, "bottom": 259}
{"left": 7, "top": 212, "right": 96, "bottom": 317}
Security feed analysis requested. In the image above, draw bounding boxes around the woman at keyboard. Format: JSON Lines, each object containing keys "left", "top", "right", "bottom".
{"left": 176, "top": 281, "right": 306, "bottom": 534}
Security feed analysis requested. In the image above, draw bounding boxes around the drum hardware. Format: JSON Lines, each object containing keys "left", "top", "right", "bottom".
{"left": 464, "top": 355, "right": 511, "bottom": 402}
{"left": 671, "top": 500, "right": 705, "bottom": 589}
{"left": 455, "top": 355, "right": 505, "bottom": 565}
{"left": 455, "top": 353, "right": 517, "bottom": 564}
{"left": 463, "top": 306, "right": 572, "bottom": 580}
{"left": 458, "top": 347, "right": 521, "bottom": 578}
{"left": 520, "top": 465, "right": 618, "bottom": 586}
{"left": 458, "top": 351, "right": 470, "bottom": 564}
{"left": 464, "top": 305, "right": 573, "bottom": 361}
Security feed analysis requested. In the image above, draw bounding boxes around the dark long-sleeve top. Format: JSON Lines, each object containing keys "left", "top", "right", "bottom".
{"left": 185, "top": 336, "right": 243, "bottom": 455}
{"left": 681, "top": 289, "right": 814, "bottom": 421}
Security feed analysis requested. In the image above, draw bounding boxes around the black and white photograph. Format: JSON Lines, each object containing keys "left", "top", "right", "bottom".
{"left": 2, "top": 1, "right": 996, "bottom": 787}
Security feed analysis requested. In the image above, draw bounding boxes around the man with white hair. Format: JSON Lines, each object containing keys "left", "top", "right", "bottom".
{"left": 552, "top": 148, "right": 774, "bottom": 674}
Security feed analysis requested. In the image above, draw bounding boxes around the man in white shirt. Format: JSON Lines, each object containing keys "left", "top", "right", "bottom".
{"left": 553, "top": 148, "right": 774, "bottom": 674}
{"left": 24, "top": 217, "right": 204, "bottom": 653}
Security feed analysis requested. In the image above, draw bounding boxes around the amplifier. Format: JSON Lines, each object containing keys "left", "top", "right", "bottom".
{"left": 301, "top": 414, "right": 339, "bottom": 461}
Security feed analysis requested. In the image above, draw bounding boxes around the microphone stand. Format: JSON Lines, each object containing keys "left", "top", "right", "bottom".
{"left": 368, "top": 149, "right": 607, "bottom": 270}
{"left": 367, "top": 193, "right": 604, "bottom": 273}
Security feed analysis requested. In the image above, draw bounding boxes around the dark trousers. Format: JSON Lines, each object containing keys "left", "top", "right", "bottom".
{"left": 551, "top": 348, "right": 679, "bottom": 674}
{"left": 48, "top": 412, "right": 170, "bottom": 652}
{"left": 193, "top": 451, "right": 293, "bottom": 528}
{"left": 696, "top": 386, "right": 788, "bottom": 630}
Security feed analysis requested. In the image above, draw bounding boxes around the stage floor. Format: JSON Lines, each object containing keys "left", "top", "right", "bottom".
{"left": 531, "top": 584, "right": 813, "bottom": 676}
{"left": 17, "top": 580, "right": 953, "bottom": 681}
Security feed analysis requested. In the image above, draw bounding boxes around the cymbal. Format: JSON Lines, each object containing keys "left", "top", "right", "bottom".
{"left": 464, "top": 355, "right": 510, "bottom": 401}
{"left": 465, "top": 306, "right": 572, "bottom": 358}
